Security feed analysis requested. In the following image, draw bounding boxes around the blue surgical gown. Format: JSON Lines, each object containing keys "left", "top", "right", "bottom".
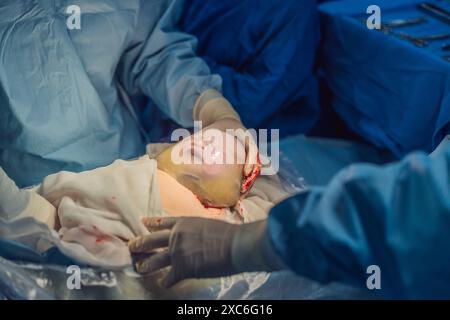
{"left": 177, "top": 0, "right": 321, "bottom": 136}
{"left": 268, "top": 136, "right": 450, "bottom": 299}
{"left": 0, "top": 0, "right": 221, "bottom": 187}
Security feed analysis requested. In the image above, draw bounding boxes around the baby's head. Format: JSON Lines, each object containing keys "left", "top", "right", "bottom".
{"left": 156, "top": 129, "right": 248, "bottom": 208}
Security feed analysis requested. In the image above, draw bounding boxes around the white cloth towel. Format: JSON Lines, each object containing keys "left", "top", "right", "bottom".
{"left": 34, "top": 156, "right": 164, "bottom": 268}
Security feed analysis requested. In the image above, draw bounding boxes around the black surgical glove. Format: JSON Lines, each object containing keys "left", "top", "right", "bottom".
{"left": 128, "top": 217, "right": 284, "bottom": 287}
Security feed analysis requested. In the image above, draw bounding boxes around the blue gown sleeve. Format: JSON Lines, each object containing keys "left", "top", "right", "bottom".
{"left": 117, "top": 0, "right": 222, "bottom": 127}
{"left": 268, "top": 136, "right": 450, "bottom": 298}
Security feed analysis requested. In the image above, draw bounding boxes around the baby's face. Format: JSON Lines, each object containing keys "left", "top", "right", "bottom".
{"left": 157, "top": 129, "right": 246, "bottom": 207}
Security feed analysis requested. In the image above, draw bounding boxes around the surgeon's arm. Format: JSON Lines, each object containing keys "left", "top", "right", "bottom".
{"left": 269, "top": 137, "right": 450, "bottom": 298}
{"left": 117, "top": 0, "right": 222, "bottom": 128}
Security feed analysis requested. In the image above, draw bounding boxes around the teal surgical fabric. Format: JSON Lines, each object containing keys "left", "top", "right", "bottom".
{"left": 269, "top": 136, "right": 450, "bottom": 298}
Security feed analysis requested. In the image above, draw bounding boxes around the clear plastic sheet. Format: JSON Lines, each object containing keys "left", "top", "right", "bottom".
{"left": 276, "top": 150, "right": 309, "bottom": 193}
{"left": 0, "top": 257, "right": 371, "bottom": 300}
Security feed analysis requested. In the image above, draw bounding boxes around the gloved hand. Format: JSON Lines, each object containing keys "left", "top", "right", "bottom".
{"left": 0, "top": 167, "right": 56, "bottom": 228}
{"left": 129, "top": 217, "right": 284, "bottom": 287}
{"left": 194, "top": 89, "right": 259, "bottom": 178}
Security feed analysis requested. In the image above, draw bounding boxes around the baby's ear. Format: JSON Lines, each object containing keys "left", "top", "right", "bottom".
{"left": 146, "top": 143, "right": 175, "bottom": 159}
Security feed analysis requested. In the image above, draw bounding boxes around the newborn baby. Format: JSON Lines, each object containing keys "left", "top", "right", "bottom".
{"left": 21, "top": 129, "right": 265, "bottom": 267}
{"left": 155, "top": 128, "right": 250, "bottom": 211}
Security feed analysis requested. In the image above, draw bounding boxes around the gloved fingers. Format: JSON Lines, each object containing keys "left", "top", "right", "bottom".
{"left": 141, "top": 216, "right": 178, "bottom": 232}
{"left": 244, "top": 139, "right": 259, "bottom": 177}
{"left": 162, "top": 267, "right": 179, "bottom": 288}
{"left": 234, "top": 129, "right": 259, "bottom": 177}
{"left": 135, "top": 250, "right": 171, "bottom": 274}
{"left": 128, "top": 230, "right": 171, "bottom": 253}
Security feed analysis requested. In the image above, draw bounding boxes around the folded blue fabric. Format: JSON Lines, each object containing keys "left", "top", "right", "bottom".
{"left": 319, "top": 0, "right": 450, "bottom": 156}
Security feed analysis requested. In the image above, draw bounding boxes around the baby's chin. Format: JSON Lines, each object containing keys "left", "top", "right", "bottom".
{"left": 194, "top": 185, "right": 241, "bottom": 209}
{"left": 157, "top": 169, "right": 227, "bottom": 215}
